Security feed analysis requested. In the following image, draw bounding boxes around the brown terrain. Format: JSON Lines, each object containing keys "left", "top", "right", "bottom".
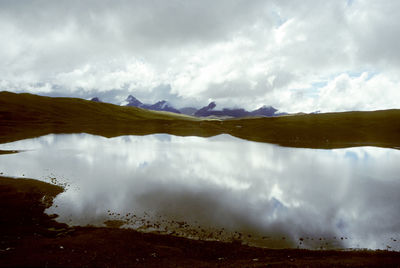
{"left": 0, "top": 176, "right": 399, "bottom": 267}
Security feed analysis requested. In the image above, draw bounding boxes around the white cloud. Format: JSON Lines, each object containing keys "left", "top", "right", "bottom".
{"left": 0, "top": 0, "right": 400, "bottom": 112}
{"left": 317, "top": 72, "right": 400, "bottom": 112}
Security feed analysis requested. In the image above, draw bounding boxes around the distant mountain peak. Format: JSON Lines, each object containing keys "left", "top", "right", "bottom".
{"left": 148, "top": 100, "right": 180, "bottom": 113}
{"left": 90, "top": 97, "right": 101, "bottom": 102}
{"left": 207, "top": 102, "right": 216, "bottom": 110}
{"left": 194, "top": 102, "right": 217, "bottom": 117}
{"left": 126, "top": 95, "right": 143, "bottom": 107}
{"left": 124, "top": 95, "right": 180, "bottom": 114}
{"left": 251, "top": 106, "right": 278, "bottom": 116}
{"left": 152, "top": 100, "right": 168, "bottom": 109}
{"left": 195, "top": 101, "right": 281, "bottom": 118}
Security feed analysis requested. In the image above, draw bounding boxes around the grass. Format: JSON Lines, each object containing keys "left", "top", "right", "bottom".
{"left": 1, "top": 91, "right": 400, "bottom": 149}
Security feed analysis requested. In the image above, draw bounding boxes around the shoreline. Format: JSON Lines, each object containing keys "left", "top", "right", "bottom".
{"left": 1, "top": 175, "right": 399, "bottom": 267}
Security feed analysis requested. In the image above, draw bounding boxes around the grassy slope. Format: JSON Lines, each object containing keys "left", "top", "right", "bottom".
{"left": 1, "top": 91, "right": 400, "bottom": 149}
{"left": 223, "top": 110, "right": 400, "bottom": 149}
{"left": 0, "top": 91, "right": 219, "bottom": 143}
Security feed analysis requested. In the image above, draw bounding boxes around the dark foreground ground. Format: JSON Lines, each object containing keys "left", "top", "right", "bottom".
{"left": 1, "top": 176, "right": 400, "bottom": 267}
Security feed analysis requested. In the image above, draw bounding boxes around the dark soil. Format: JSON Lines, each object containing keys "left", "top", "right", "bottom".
{"left": 1, "top": 176, "right": 400, "bottom": 267}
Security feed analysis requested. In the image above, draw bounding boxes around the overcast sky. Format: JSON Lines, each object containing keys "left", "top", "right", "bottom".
{"left": 1, "top": 0, "right": 400, "bottom": 112}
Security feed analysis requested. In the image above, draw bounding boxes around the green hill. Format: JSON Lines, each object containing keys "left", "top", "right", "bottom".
{"left": 1, "top": 91, "right": 399, "bottom": 149}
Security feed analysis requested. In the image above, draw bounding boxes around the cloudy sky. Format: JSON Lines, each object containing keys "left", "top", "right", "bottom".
{"left": 1, "top": 0, "right": 400, "bottom": 112}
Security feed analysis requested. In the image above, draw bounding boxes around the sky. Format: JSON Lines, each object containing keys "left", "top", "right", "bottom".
{"left": 1, "top": 0, "right": 400, "bottom": 113}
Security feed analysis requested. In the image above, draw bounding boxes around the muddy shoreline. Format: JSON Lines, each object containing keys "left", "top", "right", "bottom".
{"left": 0, "top": 176, "right": 399, "bottom": 267}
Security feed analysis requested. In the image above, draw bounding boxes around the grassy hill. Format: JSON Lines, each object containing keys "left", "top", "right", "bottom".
{"left": 1, "top": 91, "right": 399, "bottom": 149}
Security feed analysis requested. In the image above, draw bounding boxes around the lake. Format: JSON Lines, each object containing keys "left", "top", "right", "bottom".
{"left": 0, "top": 133, "right": 399, "bottom": 250}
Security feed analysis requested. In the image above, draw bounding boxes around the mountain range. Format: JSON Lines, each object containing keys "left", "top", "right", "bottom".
{"left": 92, "top": 95, "right": 285, "bottom": 118}
{"left": 124, "top": 95, "right": 181, "bottom": 114}
{"left": 193, "top": 102, "right": 283, "bottom": 117}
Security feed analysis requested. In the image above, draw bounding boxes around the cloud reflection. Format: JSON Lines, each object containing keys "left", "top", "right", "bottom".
{"left": 0, "top": 134, "right": 399, "bottom": 250}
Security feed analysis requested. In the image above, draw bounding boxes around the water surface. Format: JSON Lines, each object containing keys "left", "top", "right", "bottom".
{"left": 0, "top": 134, "right": 399, "bottom": 250}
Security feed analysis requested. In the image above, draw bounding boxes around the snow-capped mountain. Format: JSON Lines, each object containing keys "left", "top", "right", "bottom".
{"left": 195, "top": 102, "right": 283, "bottom": 118}
{"left": 94, "top": 94, "right": 285, "bottom": 118}
{"left": 123, "top": 95, "right": 181, "bottom": 114}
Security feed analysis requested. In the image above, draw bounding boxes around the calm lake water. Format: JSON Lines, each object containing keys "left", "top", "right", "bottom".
{"left": 0, "top": 134, "right": 399, "bottom": 250}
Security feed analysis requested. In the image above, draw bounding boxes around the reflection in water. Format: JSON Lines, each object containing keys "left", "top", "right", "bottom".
{"left": 0, "top": 134, "right": 399, "bottom": 250}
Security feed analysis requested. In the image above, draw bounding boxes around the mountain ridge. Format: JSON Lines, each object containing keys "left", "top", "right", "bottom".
{"left": 124, "top": 95, "right": 181, "bottom": 114}
{"left": 109, "top": 95, "right": 285, "bottom": 118}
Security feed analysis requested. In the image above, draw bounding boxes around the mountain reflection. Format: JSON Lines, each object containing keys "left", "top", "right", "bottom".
{"left": 0, "top": 134, "right": 399, "bottom": 250}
